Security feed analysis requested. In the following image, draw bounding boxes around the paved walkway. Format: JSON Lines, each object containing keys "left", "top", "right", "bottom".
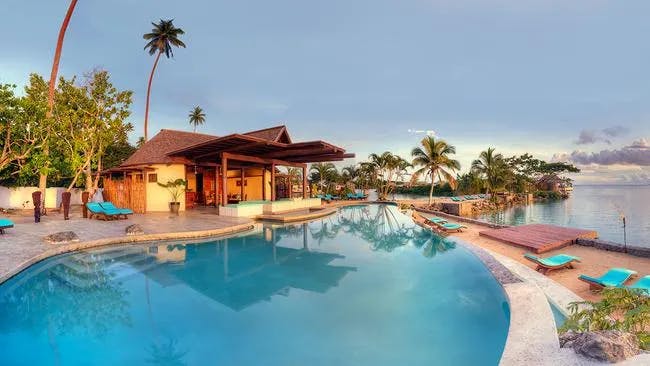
{"left": 0, "top": 208, "right": 253, "bottom": 282}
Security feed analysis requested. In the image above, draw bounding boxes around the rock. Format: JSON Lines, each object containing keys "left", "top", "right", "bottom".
{"left": 565, "top": 330, "right": 639, "bottom": 363}
{"left": 125, "top": 224, "right": 144, "bottom": 236}
{"left": 559, "top": 330, "right": 581, "bottom": 348}
{"left": 44, "top": 231, "right": 80, "bottom": 244}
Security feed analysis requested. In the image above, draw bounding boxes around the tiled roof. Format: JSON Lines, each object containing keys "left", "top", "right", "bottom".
{"left": 243, "top": 125, "right": 291, "bottom": 143}
{"left": 120, "top": 129, "right": 217, "bottom": 167}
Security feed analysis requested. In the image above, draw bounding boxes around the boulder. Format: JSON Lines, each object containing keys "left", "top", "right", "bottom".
{"left": 125, "top": 224, "right": 144, "bottom": 236}
{"left": 562, "top": 330, "right": 639, "bottom": 363}
{"left": 44, "top": 231, "right": 80, "bottom": 244}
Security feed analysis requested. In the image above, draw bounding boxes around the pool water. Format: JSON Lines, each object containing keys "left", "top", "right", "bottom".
{"left": 0, "top": 204, "right": 509, "bottom": 365}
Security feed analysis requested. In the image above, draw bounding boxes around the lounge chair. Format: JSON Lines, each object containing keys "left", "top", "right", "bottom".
{"left": 346, "top": 193, "right": 360, "bottom": 200}
{"left": 524, "top": 253, "right": 581, "bottom": 274}
{"left": 435, "top": 222, "right": 467, "bottom": 232}
{"left": 316, "top": 194, "right": 331, "bottom": 202}
{"left": 0, "top": 218, "right": 14, "bottom": 234}
{"left": 86, "top": 202, "right": 122, "bottom": 220}
{"left": 451, "top": 197, "right": 463, "bottom": 202}
{"left": 478, "top": 194, "right": 487, "bottom": 199}
{"left": 100, "top": 202, "right": 133, "bottom": 217}
{"left": 425, "top": 217, "right": 447, "bottom": 225}
{"left": 625, "top": 275, "right": 650, "bottom": 295}
{"left": 578, "top": 268, "right": 638, "bottom": 291}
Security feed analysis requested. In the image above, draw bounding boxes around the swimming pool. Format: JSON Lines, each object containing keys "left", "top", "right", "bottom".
{"left": 0, "top": 204, "right": 509, "bottom": 365}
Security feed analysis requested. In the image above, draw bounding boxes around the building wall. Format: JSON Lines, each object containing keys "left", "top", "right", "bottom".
{"left": 225, "top": 167, "right": 268, "bottom": 201}
{"left": 146, "top": 164, "right": 186, "bottom": 212}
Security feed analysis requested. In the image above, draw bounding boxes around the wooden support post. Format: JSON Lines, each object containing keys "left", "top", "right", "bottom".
{"left": 302, "top": 164, "right": 308, "bottom": 199}
{"left": 262, "top": 167, "right": 266, "bottom": 200}
{"left": 221, "top": 155, "right": 228, "bottom": 206}
{"left": 271, "top": 163, "right": 276, "bottom": 201}
{"left": 240, "top": 168, "right": 245, "bottom": 201}
{"left": 215, "top": 167, "right": 219, "bottom": 207}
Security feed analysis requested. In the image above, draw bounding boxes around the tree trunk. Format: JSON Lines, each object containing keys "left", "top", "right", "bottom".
{"left": 428, "top": 179, "right": 434, "bottom": 205}
{"left": 144, "top": 51, "right": 162, "bottom": 141}
{"left": 43, "top": 0, "right": 78, "bottom": 214}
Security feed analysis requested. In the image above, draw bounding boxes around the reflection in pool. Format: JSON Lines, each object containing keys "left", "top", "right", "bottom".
{"left": 0, "top": 204, "right": 509, "bottom": 365}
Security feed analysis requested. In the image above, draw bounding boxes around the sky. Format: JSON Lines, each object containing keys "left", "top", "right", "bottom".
{"left": 2, "top": 0, "right": 650, "bottom": 185}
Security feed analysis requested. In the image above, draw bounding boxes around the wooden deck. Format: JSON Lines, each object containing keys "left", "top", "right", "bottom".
{"left": 479, "top": 224, "right": 598, "bottom": 253}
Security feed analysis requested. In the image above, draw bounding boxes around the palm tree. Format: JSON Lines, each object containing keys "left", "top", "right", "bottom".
{"left": 41, "top": 0, "right": 79, "bottom": 214}
{"left": 143, "top": 19, "right": 186, "bottom": 141}
{"left": 188, "top": 106, "right": 205, "bottom": 132}
{"left": 471, "top": 147, "right": 506, "bottom": 194}
{"left": 309, "top": 163, "right": 337, "bottom": 194}
{"left": 411, "top": 136, "right": 461, "bottom": 205}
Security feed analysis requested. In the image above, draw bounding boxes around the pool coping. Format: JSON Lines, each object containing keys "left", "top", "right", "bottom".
{"left": 0, "top": 222, "right": 256, "bottom": 285}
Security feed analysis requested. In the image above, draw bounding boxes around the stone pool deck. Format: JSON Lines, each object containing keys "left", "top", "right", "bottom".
{"left": 0, "top": 209, "right": 253, "bottom": 283}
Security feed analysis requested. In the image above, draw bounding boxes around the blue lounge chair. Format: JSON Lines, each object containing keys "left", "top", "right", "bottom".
{"left": 316, "top": 194, "right": 331, "bottom": 202}
{"left": 578, "top": 268, "right": 637, "bottom": 290}
{"left": 625, "top": 275, "right": 650, "bottom": 295}
{"left": 435, "top": 222, "right": 467, "bottom": 232}
{"left": 425, "top": 217, "right": 447, "bottom": 225}
{"left": 346, "top": 193, "right": 359, "bottom": 200}
{"left": 451, "top": 197, "right": 463, "bottom": 202}
{"left": 100, "top": 202, "right": 133, "bottom": 217}
{"left": 86, "top": 202, "right": 122, "bottom": 220}
{"left": 478, "top": 194, "right": 487, "bottom": 199}
{"left": 524, "top": 253, "right": 581, "bottom": 274}
{"left": 0, "top": 218, "right": 14, "bottom": 234}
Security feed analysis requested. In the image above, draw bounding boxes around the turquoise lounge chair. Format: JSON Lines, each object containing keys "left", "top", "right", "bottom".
{"left": 100, "top": 202, "right": 133, "bottom": 216}
{"left": 524, "top": 253, "right": 581, "bottom": 274}
{"left": 435, "top": 222, "right": 467, "bottom": 232}
{"left": 316, "top": 194, "right": 331, "bottom": 202}
{"left": 451, "top": 197, "right": 462, "bottom": 202}
{"left": 346, "top": 193, "right": 359, "bottom": 200}
{"left": 625, "top": 275, "right": 650, "bottom": 295}
{"left": 578, "top": 268, "right": 637, "bottom": 290}
{"left": 0, "top": 218, "right": 14, "bottom": 234}
{"left": 425, "top": 217, "right": 447, "bottom": 224}
{"left": 478, "top": 194, "right": 487, "bottom": 199}
{"left": 86, "top": 202, "right": 122, "bottom": 220}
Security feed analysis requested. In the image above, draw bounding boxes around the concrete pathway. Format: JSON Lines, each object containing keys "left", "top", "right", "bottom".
{"left": 0, "top": 208, "right": 252, "bottom": 282}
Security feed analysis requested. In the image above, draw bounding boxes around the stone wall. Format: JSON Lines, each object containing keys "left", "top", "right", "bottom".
{"left": 414, "top": 207, "right": 510, "bottom": 229}
{"left": 576, "top": 238, "right": 650, "bottom": 258}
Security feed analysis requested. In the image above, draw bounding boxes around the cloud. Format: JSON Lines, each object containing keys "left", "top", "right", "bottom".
{"left": 602, "top": 125, "right": 629, "bottom": 138}
{"left": 555, "top": 139, "right": 650, "bottom": 166}
{"left": 408, "top": 129, "right": 436, "bottom": 137}
{"left": 574, "top": 125, "right": 629, "bottom": 145}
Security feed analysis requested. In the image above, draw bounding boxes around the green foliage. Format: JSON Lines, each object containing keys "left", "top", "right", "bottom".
{"left": 188, "top": 105, "right": 206, "bottom": 132}
{"left": 157, "top": 179, "right": 187, "bottom": 202}
{"left": 559, "top": 288, "right": 650, "bottom": 349}
{"left": 534, "top": 190, "right": 564, "bottom": 200}
{"left": 395, "top": 183, "right": 453, "bottom": 196}
{"left": 411, "top": 136, "right": 460, "bottom": 204}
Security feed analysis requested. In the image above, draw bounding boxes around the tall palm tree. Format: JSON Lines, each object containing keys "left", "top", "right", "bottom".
{"left": 309, "top": 163, "right": 336, "bottom": 193}
{"left": 411, "top": 136, "right": 461, "bottom": 204}
{"left": 143, "top": 19, "right": 186, "bottom": 141}
{"left": 41, "top": 0, "right": 79, "bottom": 214}
{"left": 188, "top": 106, "right": 206, "bottom": 132}
{"left": 471, "top": 147, "right": 505, "bottom": 194}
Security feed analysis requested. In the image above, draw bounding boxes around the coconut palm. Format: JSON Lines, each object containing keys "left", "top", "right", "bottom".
{"left": 41, "top": 0, "right": 79, "bottom": 214}
{"left": 411, "top": 136, "right": 461, "bottom": 204}
{"left": 188, "top": 106, "right": 206, "bottom": 132}
{"left": 309, "top": 163, "right": 337, "bottom": 193}
{"left": 143, "top": 19, "right": 186, "bottom": 141}
{"left": 471, "top": 147, "right": 506, "bottom": 194}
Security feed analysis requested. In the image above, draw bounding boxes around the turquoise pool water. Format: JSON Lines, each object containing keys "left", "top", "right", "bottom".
{"left": 0, "top": 204, "right": 509, "bottom": 365}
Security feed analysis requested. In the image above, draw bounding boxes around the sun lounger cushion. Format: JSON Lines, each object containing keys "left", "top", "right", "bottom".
{"left": 579, "top": 268, "right": 637, "bottom": 288}
{"left": 524, "top": 253, "right": 581, "bottom": 267}
{"left": 100, "top": 202, "right": 133, "bottom": 215}
{"left": 625, "top": 275, "right": 650, "bottom": 294}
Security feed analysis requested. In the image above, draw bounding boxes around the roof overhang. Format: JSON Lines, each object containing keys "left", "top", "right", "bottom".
{"left": 169, "top": 134, "right": 354, "bottom": 163}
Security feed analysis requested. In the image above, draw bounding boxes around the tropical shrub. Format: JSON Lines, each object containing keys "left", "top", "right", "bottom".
{"left": 559, "top": 288, "right": 650, "bottom": 350}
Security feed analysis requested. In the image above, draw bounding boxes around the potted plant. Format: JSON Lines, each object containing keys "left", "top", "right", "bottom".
{"left": 157, "top": 179, "right": 187, "bottom": 215}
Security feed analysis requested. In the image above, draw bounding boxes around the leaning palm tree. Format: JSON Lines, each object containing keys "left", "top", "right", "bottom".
{"left": 143, "top": 19, "right": 186, "bottom": 141}
{"left": 41, "top": 0, "right": 79, "bottom": 214}
{"left": 471, "top": 147, "right": 505, "bottom": 194}
{"left": 188, "top": 106, "right": 206, "bottom": 132}
{"left": 411, "top": 136, "right": 461, "bottom": 204}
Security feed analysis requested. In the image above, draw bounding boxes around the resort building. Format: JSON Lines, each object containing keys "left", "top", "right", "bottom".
{"left": 102, "top": 125, "right": 353, "bottom": 216}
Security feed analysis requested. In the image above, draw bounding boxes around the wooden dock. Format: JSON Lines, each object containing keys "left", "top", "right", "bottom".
{"left": 479, "top": 224, "right": 598, "bottom": 253}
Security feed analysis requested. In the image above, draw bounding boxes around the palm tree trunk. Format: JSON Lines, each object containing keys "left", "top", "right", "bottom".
{"left": 41, "top": 0, "right": 77, "bottom": 214}
{"left": 144, "top": 51, "right": 162, "bottom": 141}
{"left": 428, "top": 178, "right": 434, "bottom": 205}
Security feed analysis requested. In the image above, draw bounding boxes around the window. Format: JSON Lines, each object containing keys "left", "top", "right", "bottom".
{"left": 148, "top": 173, "right": 158, "bottom": 183}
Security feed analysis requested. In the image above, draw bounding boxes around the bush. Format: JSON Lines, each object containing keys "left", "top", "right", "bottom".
{"left": 559, "top": 288, "right": 650, "bottom": 350}
{"left": 395, "top": 183, "right": 454, "bottom": 197}
{"left": 534, "top": 190, "right": 563, "bottom": 200}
